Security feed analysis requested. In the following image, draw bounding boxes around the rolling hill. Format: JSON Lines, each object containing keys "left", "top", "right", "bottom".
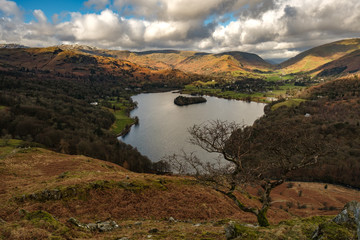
{"left": 53, "top": 46, "right": 273, "bottom": 76}
{"left": 279, "top": 38, "right": 360, "bottom": 75}
{"left": 2, "top": 39, "right": 359, "bottom": 80}
{"left": 0, "top": 46, "right": 196, "bottom": 87}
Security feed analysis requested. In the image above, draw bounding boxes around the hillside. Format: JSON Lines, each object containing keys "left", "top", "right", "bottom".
{"left": 2, "top": 40, "right": 359, "bottom": 80}
{"left": 122, "top": 50, "right": 272, "bottom": 75}
{"left": 53, "top": 46, "right": 273, "bottom": 76}
{"left": 0, "top": 143, "right": 359, "bottom": 239}
{"left": 279, "top": 38, "right": 360, "bottom": 74}
{"left": 253, "top": 76, "right": 360, "bottom": 188}
{"left": 314, "top": 49, "right": 360, "bottom": 76}
{"left": 0, "top": 47, "right": 196, "bottom": 87}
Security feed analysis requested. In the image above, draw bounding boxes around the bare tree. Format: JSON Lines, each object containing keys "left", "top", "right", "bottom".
{"left": 165, "top": 120, "right": 330, "bottom": 227}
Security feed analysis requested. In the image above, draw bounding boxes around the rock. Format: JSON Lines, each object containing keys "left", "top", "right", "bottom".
{"left": 68, "top": 217, "right": 84, "bottom": 228}
{"left": 194, "top": 223, "right": 201, "bottom": 227}
{"left": 174, "top": 96, "right": 207, "bottom": 106}
{"left": 333, "top": 201, "right": 360, "bottom": 225}
{"left": 68, "top": 218, "right": 119, "bottom": 232}
{"left": 96, "top": 220, "right": 119, "bottom": 232}
{"left": 86, "top": 223, "right": 98, "bottom": 231}
{"left": 333, "top": 201, "right": 360, "bottom": 239}
{"left": 225, "top": 221, "right": 238, "bottom": 240}
{"left": 312, "top": 201, "right": 360, "bottom": 240}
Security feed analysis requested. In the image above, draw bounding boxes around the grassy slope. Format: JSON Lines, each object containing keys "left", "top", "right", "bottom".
{"left": 314, "top": 49, "right": 360, "bottom": 76}
{"left": 0, "top": 142, "right": 359, "bottom": 239}
{"left": 279, "top": 38, "right": 360, "bottom": 74}
{"left": 271, "top": 98, "right": 307, "bottom": 111}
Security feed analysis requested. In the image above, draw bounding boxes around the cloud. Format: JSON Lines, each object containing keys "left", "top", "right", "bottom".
{"left": 208, "top": 0, "right": 360, "bottom": 57}
{"left": 113, "top": 0, "right": 247, "bottom": 21}
{"left": 33, "top": 9, "right": 47, "bottom": 23}
{"left": 0, "top": 0, "right": 359, "bottom": 59}
{"left": 84, "top": 0, "right": 110, "bottom": 10}
{"left": 0, "top": 0, "right": 21, "bottom": 18}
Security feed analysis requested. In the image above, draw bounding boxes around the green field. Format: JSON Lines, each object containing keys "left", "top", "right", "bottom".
{"left": 104, "top": 99, "right": 136, "bottom": 135}
{"left": 271, "top": 98, "right": 307, "bottom": 111}
{"left": 263, "top": 73, "right": 295, "bottom": 82}
{"left": 111, "top": 109, "right": 135, "bottom": 135}
{"left": 182, "top": 83, "right": 305, "bottom": 103}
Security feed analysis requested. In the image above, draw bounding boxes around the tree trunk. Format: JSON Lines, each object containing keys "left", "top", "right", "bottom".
{"left": 256, "top": 208, "right": 270, "bottom": 227}
{"left": 220, "top": 190, "right": 271, "bottom": 227}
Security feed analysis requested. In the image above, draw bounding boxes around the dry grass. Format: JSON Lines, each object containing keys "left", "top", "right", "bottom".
{"left": 0, "top": 145, "right": 359, "bottom": 239}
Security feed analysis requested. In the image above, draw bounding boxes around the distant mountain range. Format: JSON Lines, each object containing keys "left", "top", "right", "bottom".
{"left": 0, "top": 43, "right": 28, "bottom": 49}
{"left": 0, "top": 38, "right": 359, "bottom": 78}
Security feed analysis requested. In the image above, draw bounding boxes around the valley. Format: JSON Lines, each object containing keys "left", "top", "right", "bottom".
{"left": 0, "top": 38, "right": 360, "bottom": 239}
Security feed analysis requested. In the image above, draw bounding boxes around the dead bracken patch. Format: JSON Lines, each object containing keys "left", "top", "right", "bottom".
{"left": 0, "top": 146, "right": 359, "bottom": 239}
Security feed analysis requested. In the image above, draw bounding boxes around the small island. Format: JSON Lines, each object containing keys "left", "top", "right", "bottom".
{"left": 174, "top": 95, "right": 207, "bottom": 106}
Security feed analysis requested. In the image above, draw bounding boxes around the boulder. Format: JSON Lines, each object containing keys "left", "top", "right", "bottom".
{"left": 312, "top": 201, "right": 360, "bottom": 240}
{"left": 225, "top": 221, "right": 238, "bottom": 240}
{"left": 96, "top": 220, "right": 119, "bottom": 232}
{"left": 333, "top": 201, "right": 360, "bottom": 239}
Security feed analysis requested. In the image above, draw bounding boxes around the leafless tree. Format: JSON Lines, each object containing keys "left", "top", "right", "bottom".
{"left": 164, "top": 120, "right": 331, "bottom": 227}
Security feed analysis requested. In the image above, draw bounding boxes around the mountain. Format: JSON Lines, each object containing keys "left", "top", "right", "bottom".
{"left": 54, "top": 46, "right": 273, "bottom": 75}
{"left": 0, "top": 43, "right": 28, "bottom": 49}
{"left": 126, "top": 50, "right": 273, "bottom": 75}
{"left": 279, "top": 38, "right": 360, "bottom": 74}
{"left": 1, "top": 39, "right": 358, "bottom": 80}
{"left": 0, "top": 46, "right": 196, "bottom": 87}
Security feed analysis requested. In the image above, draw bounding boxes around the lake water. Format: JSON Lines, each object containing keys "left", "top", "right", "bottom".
{"left": 119, "top": 92, "right": 266, "bottom": 162}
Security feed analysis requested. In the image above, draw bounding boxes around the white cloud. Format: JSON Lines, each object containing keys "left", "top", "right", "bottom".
{"left": 144, "top": 21, "right": 189, "bottom": 41}
{"left": 0, "top": 0, "right": 359, "bottom": 59}
{"left": 33, "top": 9, "right": 47, "bottom": 23}
{"left": 0, "top": 0, "right": 21, "bottom": 18}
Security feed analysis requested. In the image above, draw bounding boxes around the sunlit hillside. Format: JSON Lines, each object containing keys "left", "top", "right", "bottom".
{"left": 279, "top": 38, "right": 360, "bottom": 74}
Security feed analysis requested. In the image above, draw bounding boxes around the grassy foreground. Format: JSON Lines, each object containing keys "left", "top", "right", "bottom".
{"left": 0, "top": 141, "right": 359, "bottom": 239}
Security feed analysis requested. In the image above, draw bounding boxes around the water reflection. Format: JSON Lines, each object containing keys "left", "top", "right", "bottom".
{"left": 120, "top": 92, "right": 266, "bottom": 162}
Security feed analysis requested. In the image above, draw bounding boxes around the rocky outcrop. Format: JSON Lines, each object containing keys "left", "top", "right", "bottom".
{"left": 312, "top": 201, "right": 360, "bottom": 240}
{"left": 333, "top": 201, "right": 360, "bottom": 239}
{"left": 68, "top": 217, "right": 119, "bottom": 232}
{"left": 174, "top": 96, "right": 207, "bottom": 106}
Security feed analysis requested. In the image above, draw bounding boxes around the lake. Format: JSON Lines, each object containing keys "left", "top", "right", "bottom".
{"left": 119, "top": 92, "right": 266, "bottom": 162}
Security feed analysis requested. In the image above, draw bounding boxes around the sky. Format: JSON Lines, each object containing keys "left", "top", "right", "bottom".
{"left": 0, "top": 0, "right": 359, "bottom": 61}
